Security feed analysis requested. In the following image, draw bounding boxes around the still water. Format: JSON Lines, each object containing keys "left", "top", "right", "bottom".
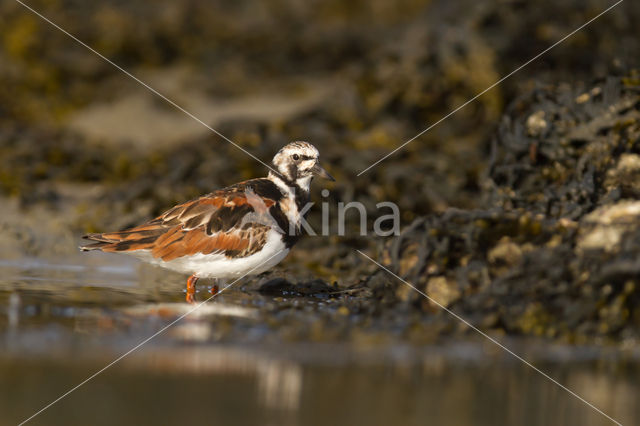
{"left": 1, "top": 252, "right": 638, "bottom": 426}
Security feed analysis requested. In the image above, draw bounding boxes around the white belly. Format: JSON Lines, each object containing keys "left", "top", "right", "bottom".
{"left": 130, "top": 229, "right": 290, "bottom": 279}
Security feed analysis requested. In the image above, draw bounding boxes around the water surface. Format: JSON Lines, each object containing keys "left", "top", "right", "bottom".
{"left": 1, "top": 252, "right": 638, "bottom": 426}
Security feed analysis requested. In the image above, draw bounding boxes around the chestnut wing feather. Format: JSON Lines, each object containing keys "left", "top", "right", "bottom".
{"left": 81, "top": 180, "right": 280, "bottom": 261}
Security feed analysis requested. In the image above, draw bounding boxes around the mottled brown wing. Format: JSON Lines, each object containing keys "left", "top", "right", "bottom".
{"left": 81, "top": 180, "right": 277, "bottom": 261}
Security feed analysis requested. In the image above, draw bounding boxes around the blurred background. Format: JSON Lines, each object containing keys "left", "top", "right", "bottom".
{"left": 1, "top": 0, "right": 640, "bottom": 425}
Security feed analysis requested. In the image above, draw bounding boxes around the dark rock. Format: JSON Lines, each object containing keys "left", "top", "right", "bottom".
{"left": 258, "top": 278, "right": 334, "bottom": 298}
{"left": 379, "top": 72, "right": 640, "bottom": 342}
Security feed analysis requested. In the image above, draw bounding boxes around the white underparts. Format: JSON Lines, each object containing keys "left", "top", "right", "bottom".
{"left": 131, "top": 229, "right": 290, "bottom": 279}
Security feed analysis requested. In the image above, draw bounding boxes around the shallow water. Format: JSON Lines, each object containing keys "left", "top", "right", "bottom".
{"left": 1, "top": 252, "right": 639, "bottom": 426}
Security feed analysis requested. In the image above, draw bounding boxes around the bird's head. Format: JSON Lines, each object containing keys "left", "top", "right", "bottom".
{"left": 270, "top": 141, "right": 334, "bottom": 191}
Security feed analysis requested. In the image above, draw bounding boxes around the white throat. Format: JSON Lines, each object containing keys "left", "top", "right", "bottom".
{"left": 295, "top": 175, "right": 312, "bottom": 193}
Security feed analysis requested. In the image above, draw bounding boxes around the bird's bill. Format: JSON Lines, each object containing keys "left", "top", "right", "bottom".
{"left": 311, "top": 163, "right": 335, "bottom": 181}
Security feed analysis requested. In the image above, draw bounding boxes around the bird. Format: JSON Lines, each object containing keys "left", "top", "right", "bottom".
{"left": 80, "top": 141, "right": 334, "bottom": 303}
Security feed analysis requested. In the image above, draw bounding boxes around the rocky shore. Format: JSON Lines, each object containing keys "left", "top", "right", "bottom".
{"left": 1, "top": 0, "right": 639, "bottom": 347}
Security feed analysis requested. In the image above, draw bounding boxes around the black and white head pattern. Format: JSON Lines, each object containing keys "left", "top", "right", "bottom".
{"left": 271, "top": 141, "right": 320, "bottom": 191}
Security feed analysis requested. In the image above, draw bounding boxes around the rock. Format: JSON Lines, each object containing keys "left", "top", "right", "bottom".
{"left": 604, "top": 153, "right": 640, "bottom": 198}
{"left": 425, "top": 276, "right": 460, "bottom": 308}
{"left": 488, "top": 73, "right": 640, "bottom": 220}
{"left": 383, "top": 72, "right": 640, "bottom": 342}
{"left": 526, "top": 111, "right": 547, "bottom": 137}
{"left": 258, "top": 278, "right": 334, "bottom": 298}
{"left": 577, "top": 201, "right": 640, "bottom": 252}
{"left": 488, "top": 237, "right": 523, "bottom": 267}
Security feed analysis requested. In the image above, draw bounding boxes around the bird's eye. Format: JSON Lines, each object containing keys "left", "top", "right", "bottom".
{"left": 292, "top": 154, "right": 300, "bottom": 160}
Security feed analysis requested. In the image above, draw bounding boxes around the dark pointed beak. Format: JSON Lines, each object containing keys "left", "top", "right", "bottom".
{"left": 312, "top": 163, "right": 335, "bottom": 181}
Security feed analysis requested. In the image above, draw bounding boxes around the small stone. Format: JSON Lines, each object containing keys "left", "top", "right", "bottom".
{"left": 577, "top": 201, "right": 640, "bottom": 252}
{"left": 615, "top": 153, "right": 640, "bottom": 172}
{"left": 575, "top": 92, "right": 590, "bottom": 104}
{"left": 425, "top": 276, "right": 460, "bottom": 308}
{"left": 604, "top": 154, "right": 640, "bottom": 197}
{"left": 526, "top": 110, "right": 547, "bottom": 136}
{"left": 488, "top": 236, "right": 522, "bottom": 267}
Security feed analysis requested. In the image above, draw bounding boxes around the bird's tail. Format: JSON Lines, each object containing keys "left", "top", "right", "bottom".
{"left": 79, "top": 233, "right": 118, "bottom": 251}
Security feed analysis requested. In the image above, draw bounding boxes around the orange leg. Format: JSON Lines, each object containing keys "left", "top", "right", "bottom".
{"left": 186, "top": 275, "right": 198, "bottom": 304}
{"left": 209, "top": 283, "right": 220, "bottom": 295}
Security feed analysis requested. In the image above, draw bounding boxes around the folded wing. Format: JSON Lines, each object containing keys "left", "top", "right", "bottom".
{"left": 81, "top": 181, "right": 277, "bottom": 261}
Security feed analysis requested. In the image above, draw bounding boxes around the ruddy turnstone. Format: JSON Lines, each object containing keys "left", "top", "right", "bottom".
{"left": 81, "top": 141, "right": 334, "bottom": 303}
